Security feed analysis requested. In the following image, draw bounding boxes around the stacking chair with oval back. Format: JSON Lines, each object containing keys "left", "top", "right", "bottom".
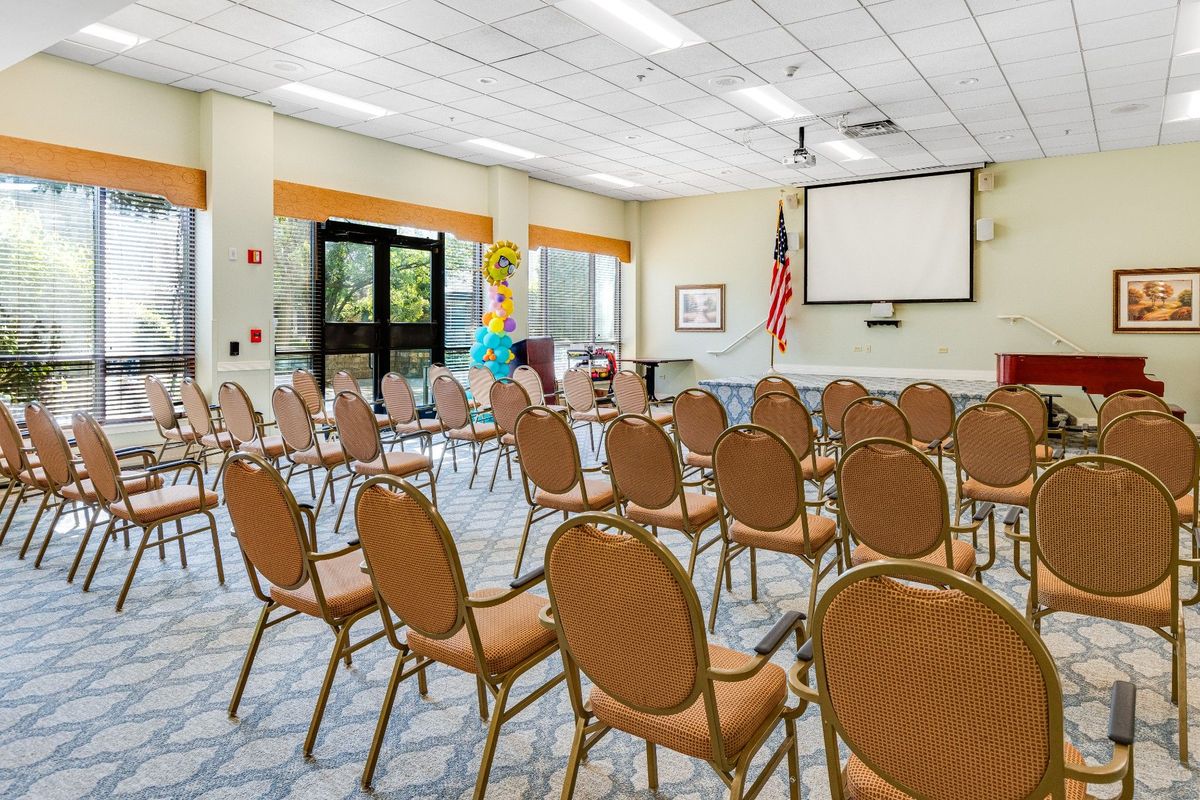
{"left": 1009, "top": 455, "right": 1196, "bottom": 763}
{"left": 513, "top": 364, "right": 567, "bottom": 413}
{"left": 272, "top": 385, "right": 348, "bottom": 517}
{"left": 431, "top": 374, "right": 500, "bottom": 487}
{"left": 897, "top": 380, "right": 955, "bottom": 469}
{"left": 222, "top": 452, "right": 383, "bottom": 757}
{"left": 839, "top": 396, "right": 911, "bottom": 450}
{"left": 562, "top": 367, "right": 617, "bottom": 454}
{"left": 485, "top": 378, "right": 529, "bottom": 492}
{"left": 354, "top": 477, "right": 564, "bottom": 794}
{"left": 1097, "top": 389, "right": 1171, "bottom": 434}
{"left": 467, "top": 365, "right": 496, "bottom": 413}
{"left": 710, "top": 424, "right": 843, "bottom": 631}
{"left": 380, "top": 371, "right": 442, "bottom": 454}
{"left": 989, "top": 384, "right": 1060, "bottom": 464}
{"left": 0, "top": 401, "right": 50, "bottom": 551}
{"left": 332, "top": 390, "right": 435, "bottom": 533}
{"left": 511, "top": 406, "right": 616, "bottom": 579}
{"left": 181, "top": 378, "right": 235, "bottom": 485}
{"left": 751, "top": 391, "right": 835, "bottom": 495}
{"left": 334, "top": 370, "right": 392, "bottom": 433}
{"left": 672, "top": 387, "right": 727, "bottom": 484}
{"left": 837, "top": 438, "right": 995, "bottom": 580}
{"left": 612, "top": 370, "right": 673, "bottom": 428}
{"left": 219, "top": 382, "right": 286, "bottom": 470}
{"left": 293, "top": 368, "right": 336, "bottom": 429}
{"left": 545, "top": 513, "right": 807, "bottom": 800}
{"left": 788, "top": 560, "right": 1138, "bottom": 800}
{"left": 145, "top": 374, "right": 198, "bottom": 463}
{"left": 815, "top": 379, "right": 867, "bottom": 457}
{"left": 605, "top": 414, "right": 722, "bottom": 578}
{"left": 1099, "top": 410, "right": 1199, "bottom": 581}
{"left": 73, "top": 410, "right": 222, "bottom": 611}
{"left": 753, "top": 374, "right": 799, "bottom": 401}
{"left": 22, "top": 402, "right": 162, "bottom": 569}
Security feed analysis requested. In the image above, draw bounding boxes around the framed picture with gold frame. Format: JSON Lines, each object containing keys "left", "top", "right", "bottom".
{"left": 675, "top": 284, "right": 725, "bottom": 332}
{"left": 1113, "top": 267, "right": 1200, "bottom": 333}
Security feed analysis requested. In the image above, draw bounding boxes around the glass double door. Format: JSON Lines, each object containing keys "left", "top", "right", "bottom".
{"left": 320, "top": 220, "right": 445, "bottom": 404}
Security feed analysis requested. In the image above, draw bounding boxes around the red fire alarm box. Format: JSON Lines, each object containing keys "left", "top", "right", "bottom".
{"left": 247, "top": 249, "right": 262, "bottom": 264}
{"left": 249, "top": 328, "right": 262, "bottom": 343}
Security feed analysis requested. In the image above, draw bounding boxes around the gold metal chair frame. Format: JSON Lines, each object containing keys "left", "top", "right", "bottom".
{"left": 431, "top": 374, "right": 501, "bottom": 488}
{"left": 0, "top": 402, "right": 50, "bottom": 549}
{"left": 145, "top": 374, "right": 199, "bottom": 464}
{"left": 545, "top": 512, "right": 807, "bottom": 800}
{"left": 181, "top": 378, "right": 235, "bottom": 490}
{"left": 989, "top": 383, "right": 1061, "bottom": 465}
{"left": 272, "top": 385, "right": 351, "bottom": 519}
{"left": 380, "top": 371, "right": 439, "bottom": 456}
{"left": 897, "top": 380, "right": 956, "bottom": 470}
{"left": 562, "top": 367, "right": 616, "bottom": 455}
{"left": 485, "top": 378, "right": 529, "bottom": 493}
{"left": 788, "top": 560, "right": 1137, "bottom": 800}
{"left": 612, "top": 369, "right": 673, "bottom": 430}
{"left": 672, "top": 387, "right": 727, "bottom": 486}
{"left": 219, "top": 380, "right": 283, "bottom": 467}
{"left": 751, "top": 390, "right": 833, "bottom": 497}
{"left": 951, "top": 402, "right": 1038, "bottom": 532}
{"left": 354, "top": 476, "right": 565, "bottom": 796}
{"left": 814, "top": 378, "right": 868, "bottom": 458}
{"left": 1096, "top": 389, "right": 1171, "bottom": 440}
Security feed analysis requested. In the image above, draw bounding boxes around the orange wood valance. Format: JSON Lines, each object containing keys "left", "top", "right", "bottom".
{"left": 528, "top": 224, "right": 631, "bottom": 262}
{"left": 0, "top": 135, "right": 206, "bottom": 209}
{"left": 274, "top": 180, "right": 492, "bottom": 243}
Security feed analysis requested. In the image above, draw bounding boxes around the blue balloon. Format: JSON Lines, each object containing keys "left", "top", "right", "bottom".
{"left": 488, "top": 360, "right": 507, "bottom": 376}
{"left": 493, "top": 347, "right": 510, "bottom": 364}
{"left": 497, "top": 334, "right": 512, "bottom": 349}
{"left": 484, "top": 333, "right": 501, "bottom": 349}
{"left": 474, "top": 327, "right": 487, "bottom": 344}
{"left": 470, "top": 343, "right": 488, "bottom": 362}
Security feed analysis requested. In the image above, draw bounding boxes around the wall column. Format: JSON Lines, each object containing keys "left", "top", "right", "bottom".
{"left": 487, "top": 166, "right": 530, "bottom": 342}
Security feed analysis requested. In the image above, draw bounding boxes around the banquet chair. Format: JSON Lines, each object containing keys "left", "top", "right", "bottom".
{"left": 431, "top": 374, "right": 499, "bottom": 487}
{"left": 562, "top": 367, "right": 617, "bottom": 454}
{"left": 334, "top": 369, "right": 391, "bottom": 431}
{"left": 511, "top": 406, "right": 615, "bottom": 579}
{"left": 612, "top": 369, "right": 673, "bottom": 428}
{"left": 332, "top": 390, "right": 435, "bottom": 533}
{"left": 753, "top": 374, "right": 799, "bottom": 400}
{"left": 181, "top": 378, "right": 235, "bottom": 487}
{"left": 380, "top": 371, "right": 441, "bottom": 454}
{"left": 750, "top": 391, "right": 834, "bottom": 495}
{"left": 222, "top": 452, "right": 382, "bottom": 757}
{"left": 952, "top": 403, "right": 1037, "bottom": 548}
{"left": 1098, "top": 389, "right": 1171, "bottom": 433}
{"left": 545, "top": 513, "right": 806, "bottom": 800}
{"left": 789, "top": 560, "right": 1137, "bottom": 800}
{"left": 354, "top": 477, "right": 563, "bottom": 794}
{"left": 272, "top": 385, "right": 348, "bottom": 518}
{"left": 73, "top": 410, "right": 222, "bottom": 611}
{"left": 1011, "top": 455, "right": 1194, "bottom": 763}
{"left": 145, "top": 375, "right": 197, "bottom": 463}
{"left": 0, "top": 400, "right": 50, "bottom": 549}
{"left": 711, "top": 424, "right": 842, "bottom": 631}
{"left": 837, "top": 396, "right": 911, "bottom": 451}
{"left": 467, "top": 365, "right": 495, "bottom": 412}
{"left": 898, "top": 381, "right": 955, "bottom": 469}
{"left": 605, "top": 414, "right": 721, "bottom": 577}
{"left": 815, "top": 378, "right": 867, "bottom": 457}
{"left": 672, "top": 387, "right": 727, "bottom": 482}
{"left": 988, "top": 384, "right": 1060, "bottom": 464}
{"left": 292, "top": 368, "right": 336, "bottom": 429}
{"left": 513, "top": 364, "right": 567, "bottom": 413}
{"left": 219, "top": 381, "right": 285, "bottom": 468}
{"left": 486, "top": 378, "right": 529, "bottom": 492}
{"left": 837, "top": 438, "right": 995, "bottom": 579}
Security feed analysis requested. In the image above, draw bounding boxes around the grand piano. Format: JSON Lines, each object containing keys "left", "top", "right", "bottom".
{"left": 996, "top": 352, "right": 1183, "bottom": 419}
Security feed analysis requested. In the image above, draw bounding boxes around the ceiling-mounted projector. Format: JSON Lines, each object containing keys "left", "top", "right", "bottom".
{"left": 782, "top": 126, "right": 815, "bottom": 169}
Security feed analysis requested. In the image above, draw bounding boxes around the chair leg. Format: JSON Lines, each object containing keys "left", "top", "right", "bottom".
{"left": 646, "top": 742, "right": 658, "bottom": 792}
{"left": 709, "top": 541, "right": 730, "bottom": 633}
{"left": 303, "top": 618, "right": 357, "bottom": 756}
{"left": 0, "top": 480, "right": 14, "bottom": 535}
{"left": 476, "top": 675, "right": 489, "bottom": 720}
{"left": 205, "top": 511, "right": 224, "bottom": 585}
{"left": 685, "top": 530, "right": 701, "bottom": 578}
{"left": 312, "top": 469, "right": 333, "bottom": 518}
{"left": 1177, "top": 621, "right": 1189, "bottom": 764}
{"left": 560, "top": 718, "right": 588, "bottom": 800}
{"left": 362, "top": 650, "right": 408, "bottom": 789}
{"left": 749, "top": 547, "right": 758, "bottom": 601}
{"left": 513, "top": 506, "right": 537, "bottom": 579}
{"left": 487, "top": 444, "right": 505, "bottom": 492}
{"left": 333, "top": 473, "right": 360, "bottom": 533}
{"left": 473, "top": 676, "right": 515, "bottom": 800}
{"left": 17, "top": 491, "right": 52, "bottom": 560}
{"left": 468, "top": 440, "right": 486, "bottom": 489}
{"left": 211, "top": 449, "right": 232, "bottom": 492}
{"left": 785, "top": 716, "right": 801, "bottom": 800}
{"left": 67, "top": 508, "right": 101, "bottom": 583}
{"left": 116, "top": 525, "right": 164, "bottom": 611}
{"left": 30, "top": 500, "right": 67, "bottom": 566}
{"left": 229, "top": 603, "right": 272, "bottom": 718}
{"left": 806, "top": 561, "right": 820, "bottom": 626}
{"left": 82, "top": 516, "right": 118, "bottom": 591}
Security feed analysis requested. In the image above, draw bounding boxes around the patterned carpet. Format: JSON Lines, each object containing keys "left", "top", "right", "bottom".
{"left": 0, "top": 430, "right": 1197, "bottom": 800}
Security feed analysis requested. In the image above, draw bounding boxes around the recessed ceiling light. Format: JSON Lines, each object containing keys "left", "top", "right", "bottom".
{"left": 995, "top": 134, "right": 1015, "bottom": 141}
{"left": 1110, "top": 102, "right": 1148, "bottom": 115}
{"left": 277, "top": 82, "right": 393, "bottom": 118}
{"left": 272, "top": 60, "right": 304, "bottom": 73}
{"left": 709, "top": 75, "right": 745, "bottom": 88}
{"left": 76, "top": 23, "right": 146, "bottom": 51}
{"left": 477, "top": 76, "right": 498, "bottom": 85}
{"left": 1165, "top": 90, "right": 1200, "bottom": 122}
{"left": 956, "top": 77, "right": 979, "bottom": 86}
{"left": 822, "top": 139, "right": 873, "bottom": 161}
{"left": 730, "top": 84, "right": 811, "bottom": 122}
{"left": 1175, "top": 3, "right": 1200, "bottom": 57}
{"left": 586, "top": 173, "right": 640, "bottom": 188}
{"left": 556, "top": 0, "right": 704, "bottom": 55}
{"left": 466, "top": 138, "right": 541, "bottom": 160}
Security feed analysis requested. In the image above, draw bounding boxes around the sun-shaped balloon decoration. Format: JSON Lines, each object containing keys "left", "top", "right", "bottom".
{"left": 470, "top": 241, "right": 521, "bottom": 377}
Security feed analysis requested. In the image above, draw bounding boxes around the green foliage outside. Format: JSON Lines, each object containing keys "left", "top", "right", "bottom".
{"left": 324, "top": 241, "right": 431, "bottom": 324}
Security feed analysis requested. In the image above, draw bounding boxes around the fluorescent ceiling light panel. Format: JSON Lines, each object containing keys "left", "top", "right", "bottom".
{"left": 556, "top": 0, "right": 704, "bottom": 55}
{"left": 278, "top": 83, "right": 393, "bottom": 118}
{"left": 731, "top": 85, "right": 811, "bottom": 122}
{"left": 1164, "top": 90, "right": 1200, "bottom": 122}
{"left": 1175, "top": 3, "right": 1200, "bottom": 57}
{"left": 467, "top": 138, "right": 540, "bottom": 160}
{"left": 586, "top": 173, "right": 639, "bottom": 188}
{"left": 77, "top": 23, "right": 146, "bottom": 51}
{"left": 820, "top": 139, "right": 874, "bottom": 162}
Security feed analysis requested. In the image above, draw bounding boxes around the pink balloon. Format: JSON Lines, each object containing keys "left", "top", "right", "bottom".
{"left": 503, "top": 317, "right": 516, "bottom": 332}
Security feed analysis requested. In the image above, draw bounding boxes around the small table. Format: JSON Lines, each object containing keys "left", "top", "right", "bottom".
{"left": 619, "top": 357, "right": 693, "bottom": 401}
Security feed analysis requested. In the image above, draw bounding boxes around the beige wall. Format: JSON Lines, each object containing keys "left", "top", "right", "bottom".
{"left": 638, "top": 142, "right": 1200, "bottom": 417}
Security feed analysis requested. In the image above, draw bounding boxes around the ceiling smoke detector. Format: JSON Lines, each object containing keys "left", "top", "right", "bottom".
{"left": 477, "top": 76, "right": 498, "bottom": 85}
{"left": 1111, "top": 102, "right": 1148, "bottom": 115}
{"left": 709, "top": 74, "right": 745, "bottom": 88}
{"left": 272, "top": 60, "right": 304, "bottom": 73}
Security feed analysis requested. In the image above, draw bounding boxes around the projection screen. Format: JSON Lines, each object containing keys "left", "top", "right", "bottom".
{"left": 803, "top": 170, "right": 974, "bottom": 304}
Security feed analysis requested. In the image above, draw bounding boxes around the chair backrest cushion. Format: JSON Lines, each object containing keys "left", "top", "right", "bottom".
{"left": 988, "top": 385, "right": 1046, "bottom": 442}
{"left": 218, "top": 382, "right": 258, "bottom": 446}
{"left": 606, "top": 416, "right": 679, "bottom": 510}
{"left": 713, "top": 426, "right": 801, "bottom": 531}
{"left": 513, "top": 407, "right": 580, "bottom": 495}
{"left": 272, "top": 385, "right": 315, "bottom": 453}
{"left": 613, "top": 370, "right": 649, "bottom": 415}
{"left": 490, "top": 379, "right": 530, "bottom": 436}
{"left": 753, "top": 375, "right": 799, "bottom": 400}
{"left": 898, "top": 382, "right": 954, "bottom": 444}
{"left": 955, "top": 404, "right": 1035, "bottom": 488}
{"left": 1099, "top": 410, "right": 1197, "bottom": 500}
{"left": 842, "top": 397, "right": 910, "bottom": 449}
{"left": 562, "top": 369, "right": 596, "bottom": 413}
{"left": 180, "top": 379, "right": 213, "bottom": 437}
{"left": 839, "top": 440, "right": 946, "bottom": 559}
{"left": 1098, "top": 390, "right": 1171, "bottom": 433}
{"left": 223, "top": 455, "right": 307, "bottom": 590}
{"left": 334, "top": 391, "right": 382, "bottom": 464}
{"left": 673, "top": 388, "right": 727, "bottom": 458}
{"left": 432, "top": 375, "right": 471, "bottom": 431}
{"left": 71, "top": 411, "right": 121, "bottom": 504}
{"left": 751, "top": 391, "right": 814, "bottom": 460}
{"left": 24, "top": 402, "right": 73, "bottom": 488}
{"left": 822, "top": 379, "right": 868, "bottom": 433}
{"left": 144, "top": 375, "right": 179, "bottom": 431}
{"left": 381, "top": 372, "right": 417, "bottom": 424}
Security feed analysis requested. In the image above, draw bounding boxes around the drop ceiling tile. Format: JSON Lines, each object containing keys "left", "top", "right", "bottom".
{"left": 174, "top": 74, "right": 257, "bottom": 96}
{"left": 650, "top": 43, "right": 739, "bottom": 77}
{"left": 292, "top": 106, "right": 367, "bottom": 126}
{"left": 1085, "top": 59, "right": 1169, "bottom": 89}
{"left": 860, "top": 80, "right": 938, "bottom": 104}
{"left": 868, "top": 0, "right": 972, "bottom": 33}
{"left": 1168, "top": 74, "right": 1200, "bottom": 96}
{"left": 375, "top": 0, "right": 481, "bottom": 40}
{"left": 692, "top": 109, "right": 758, "bottom": 129}
{"left": 646, "top": 119, "right": 712, "bottom": 138}
{"left": 101, "top": 55, "right": 190, "bottom": 84}
{"left": 998, "top": 51, "right": 1083, "bottom": 83}
{"left": 344, "top": 57, "right": 430, "bottom": 87}
{"left": 539, "top": 99, "right": 607, "bottom": 123}
{"left": 965, "top": 115, "right": 1030, "bottom": 135}
{"left": 537, "top": 71, "right": 618, "bottom": 99}
{"left": 402, "top": 76, "right": 480, "bottom": 102}
{"left": 801, "top": 90, "right": 870, "bottom": 115}
{"left": 242, "top": 0, "right": 360, "bottom": 31}
{"left": 908, "top": 123, "right": 971, "bottom": 142}
{"left": 629, "top": 78, "right": 708, "bottom": 104}
{"left": 439, "top": 0, "right": 545, "bottom": 24}
{"left": 361, "top": 88, "right": 438, "bottom": 112}
{"left": 43, "top": 41, "right": 113, "bottom": 65}
{"left": 816, "top": 37, "right": 905, "bottom": 70}
{"left": 100, "top": 5, "right": 191, "bottom": 39}
{"left": 617, "top": 106, "right": 687, "bottom": 127}
{"left": 137, "top": 0, "right": 236, "bottom": 22}
{"left": 777, "top": 71, "right": 853, "bottom": 100}
{"left": 976, "top": 0, "right": 1075, "bottom": 42}
{"left": 1024, "top": 106, "right": 1096, "bottom": 126}
{"left": 837, "top": 59, "right": 921, "bottom": 89}
{"left": 910, "top": 43, "right": 996, "bottom": 76}
{"left": 952, "top": 100, "right": 1022, "bottom": 120}
{"left": 442, "top": 65, "right": 525, "bottom": 93}
{"left": 754, "top": 0, "right": 860, "bottom": 25}
{"left": 202, "top": 63, "right": 289, "bottom": 91}
{"left": 303, "top": 70, "right": 387, "bottom": 97}
{"left": 526, "top": 122, "right": 591, "bottom": 140}
{"left": 576, "top": 115, "right": 630, "bottom": 134}
{"left": 494, "top": 108, "right": 559, "bottom": 129}
{"left": 489, "top": 83, "right": 565, "bottom": 109}
{"left": 161, "top": 25, "right": 265, "bottom": 61}
{"left": 988, "top": 29, "right": 1079, "bottom": 64}
{"left": 390, "top": 43, "right": 481, "bottom": 76}
{"left": 1093, "top": 96, "right": 1164, "bottom": 118}
{"left": 1098, "top": 134, "right": 1160, "bottom": 151}
{"left": 786, "top": 9, "right": 885, "bottom": 50}
{"left": 663, "top": 95, "right": 737, "bottom": 117}
{"left": 408, "top": 105, "right": 478, "bottom": 126}
{"left": 341, "top": 114, "right": 441, "bottom": 138}
{"left": 676, "top": 0, "right": 780, "bottom": 40}
{"left": 1018, "top": 90, "right": 1092, "bottom": 114}
{"left": 493, "top": 7, "right": 593, "bottom": 49}
{"left": 683, "top": 65, "right": 766, "bottom": 93}
{"left": 1082, "top": 37, "right": 1173, "bottom": 72}
{"left": 125, "top": 40, "right": 226, "bottom": 74}
{"left": 494, "top": 51, "right": 578, "bottom": 82}
{"left": 715, "top": 28, "right": 805, "bottom": 65}
{"left": 202, "top": 5, "right": 310, "bottom": 47}
{"left": 892, "top": 110, "right": 960, "bottom": 130}
{"left": 324, "top": 17, "right": 425, "bottom": 56}
{"left": 893, "top": 19, "right": 984, "bottom": 58}
{"left": 453, "top": 118, "right": 519, "bottom": 137}
{"left": 1079, "top": 8, "right": 1176, "bottom": 50}
{"left": 878, "top": 96, "right": 950, "bottom": 118}
{"left": 926, "top": 66, "right": 1007, "bottom": 94}
{"left": 278, "top": 35, "right": 376, "bottom": 68}
{"left": 415, "top": 125, "right": 481, "bottom": 143}
{"left": 1073, "top": 0, "right": 1175, "bottom": 25}
{"left": 1097, "top": 109, "right": 1165, "bottom": 133}
{"left": 437, "top": 25, "right": 536, "bottom": 63}
{"left": 1171, "top": 54, "right": 1200, "bottom": 79}
{"left": 1010, "top": 73, "right": 1088, "bottom": 100}
{"left": 546, "top": 36, "right": 638, "bottom": 71}
{"left": 942, "top": 85, "right": 1015, "bottom": 109}
{"left": 238, "top": 49, "right": 330, "bottom": 80}
{"left": 325, "top": 0, "right": 399, "bottom": 10}
{"left": 746, "top": 51, "right": 832, "bottom": 84}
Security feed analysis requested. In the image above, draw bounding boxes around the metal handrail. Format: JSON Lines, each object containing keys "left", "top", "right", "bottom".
{"left": 997, "top": 314, "right": 1085, "bottom": 353}
{"left": 707, "top": 317, "right": 768, "bottom": 355}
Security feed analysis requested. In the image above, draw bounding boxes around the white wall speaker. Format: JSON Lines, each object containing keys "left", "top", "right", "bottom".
{"left": 975, "top": 218, "right": 994, "bottom": 242}
{"left": 787, "top": 231, "right": 800, "bottom": 251}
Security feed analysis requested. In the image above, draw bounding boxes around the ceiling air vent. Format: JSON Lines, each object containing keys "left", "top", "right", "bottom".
{"left": 842, "top": 119, "right": 902, "bottom": 138}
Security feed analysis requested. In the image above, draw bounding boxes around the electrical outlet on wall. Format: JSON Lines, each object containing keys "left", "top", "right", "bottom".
{"left": 865, "top": 344, "right": 872, "bottom": 353}
{"left": 853, "top": 345, "right": 863, "bottom": 352}
{"left": 938, "top": 346, "right": 949, "bottom": 354}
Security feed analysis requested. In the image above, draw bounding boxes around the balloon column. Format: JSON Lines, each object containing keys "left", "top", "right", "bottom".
{"left": 470, "top": 240, "right": 520, "bottom": 378}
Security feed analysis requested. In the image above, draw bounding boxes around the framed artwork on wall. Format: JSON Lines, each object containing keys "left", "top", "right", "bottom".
{"left": 675, "top": 284, "right": 725, "bottom": 332}
{"left": 1113, "top": 267, "right": 1200, "bottom": 333}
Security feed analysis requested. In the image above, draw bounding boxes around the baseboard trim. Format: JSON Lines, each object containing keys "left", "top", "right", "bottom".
{"left": 216, "top": 360, "right": 272, "bottom": 372}
{"left": 774, "top": 362, "right": 995, "bottom": 382}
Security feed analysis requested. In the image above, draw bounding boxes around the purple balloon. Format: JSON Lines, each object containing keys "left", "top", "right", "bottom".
{"left": 503, "top": 317, "right": 516, "bottom": 332}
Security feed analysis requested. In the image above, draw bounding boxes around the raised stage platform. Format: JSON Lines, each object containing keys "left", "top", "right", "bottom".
{"left": 698, "top": 372, "right": 996, "bottom": 424}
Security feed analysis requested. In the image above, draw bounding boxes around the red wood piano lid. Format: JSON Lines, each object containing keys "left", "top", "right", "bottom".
{"left": 995, "top": 352, "right": 1165, "bottom": 397}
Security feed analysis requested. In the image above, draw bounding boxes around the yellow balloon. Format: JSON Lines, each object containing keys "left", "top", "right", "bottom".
{"left": 501, "top": 299, "right": 514, "bottom": 314}
{"left": 488, "top": 318, "right": 504, "bottom": 334}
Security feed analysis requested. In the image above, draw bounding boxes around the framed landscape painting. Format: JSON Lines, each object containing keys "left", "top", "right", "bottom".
{"left": 675, "top": 284, "right": 725, "bottom": 331}
{"left": 1114, "top": 267, "right": 1200, "bottom": 333}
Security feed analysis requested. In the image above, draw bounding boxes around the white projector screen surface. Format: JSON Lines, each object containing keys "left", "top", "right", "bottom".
{"left": 804, "top": 171, "right": 973, "bottom": 303}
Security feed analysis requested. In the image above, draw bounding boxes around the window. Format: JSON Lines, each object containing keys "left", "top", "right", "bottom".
{"left": 273, "top": 216, "right": 318, "bottom": 385}
{"left": 443, "top": 238, "right": 484, "bottom": 384}
{"left": 0, "top": 174, "right": 196, "bottom": 423}
{"left": 529, "top": 247, "right": 622, "bottom": 375}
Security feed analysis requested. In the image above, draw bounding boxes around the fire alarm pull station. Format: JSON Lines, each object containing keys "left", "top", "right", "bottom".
{"left": 250, "top": 329, "right": 262, "bottom": 343}
{"left": 247, "top": 249, "right": 262, "bottom": 264}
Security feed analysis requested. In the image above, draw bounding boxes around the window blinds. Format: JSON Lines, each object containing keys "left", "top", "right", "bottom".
{"left": 443, "top": 238, "right": 484, "bottom": 383}
{"left": 529, "top": 247, "right": 622, "bottom": 375}
{"left": 0, "top": 174, "right": 196, "bottom": 423}
{"left": 272, "top": 216, "right": 318, "bottom": 384}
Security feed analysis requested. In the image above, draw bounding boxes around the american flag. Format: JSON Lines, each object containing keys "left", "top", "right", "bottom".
{"left": 766, "top": 201, "right": 792, "bottom": 353}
